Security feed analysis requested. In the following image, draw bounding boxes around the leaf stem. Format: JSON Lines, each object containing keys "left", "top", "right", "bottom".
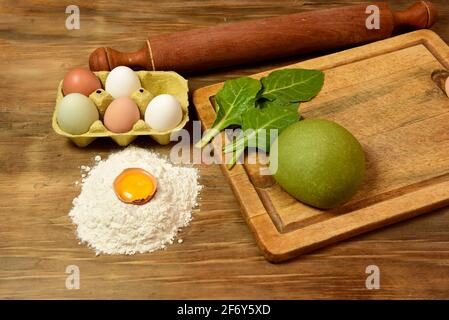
{"left": 223, "top": 136, "right": 246, "bottom": 154}
{"left": 226, "top": 145, "right": 245, "bottom": 169}
{"left": 195, "top": 126, "right": 221, "bottom": 149}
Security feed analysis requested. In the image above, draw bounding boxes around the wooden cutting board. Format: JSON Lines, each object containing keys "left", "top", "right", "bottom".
{"left": 192, "top": 30, "right": 449, "bottom": 263}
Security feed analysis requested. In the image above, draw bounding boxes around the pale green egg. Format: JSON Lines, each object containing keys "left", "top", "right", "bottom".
{"left": 56, "top": 93, "right": 99, "bottom": 135}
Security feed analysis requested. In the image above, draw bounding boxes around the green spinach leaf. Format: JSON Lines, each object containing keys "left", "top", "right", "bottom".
{"left": 260, "top": 69, "right": 324, "bottom": 103}
{"left": 223, "top": 99, "right": 300, "bottom": 168}
{"left": 195, "top": 76, "right": 261, "bottom": 148}
{"left": 195, "top": 68, "right": 325, "bottom": 170}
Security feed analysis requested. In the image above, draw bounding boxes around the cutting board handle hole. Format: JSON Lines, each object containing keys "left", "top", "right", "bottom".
{"left": 431, "top": 69, "right": 449, "bottom": 96}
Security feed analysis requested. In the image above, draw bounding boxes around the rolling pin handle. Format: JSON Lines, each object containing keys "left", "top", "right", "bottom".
{"left": 89, "top": 45, "right": 150, "bottom": 72}
{"left": 89, "top": 47, "right": 110, "bottom": 71}
{"left": 392, "top": 1, "right": 438, "bottom": 32}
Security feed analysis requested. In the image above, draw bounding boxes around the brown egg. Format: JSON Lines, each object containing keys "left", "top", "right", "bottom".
{"left": 62, "top": 68, "right": 102, "bottom": 97}
{"left": 104, "top": 97, "right": 140, "bottom": 133}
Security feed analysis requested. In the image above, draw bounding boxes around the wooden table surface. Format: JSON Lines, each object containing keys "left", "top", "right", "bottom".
{"left": 1, "top": 0, "right": 449, "bottom": 300}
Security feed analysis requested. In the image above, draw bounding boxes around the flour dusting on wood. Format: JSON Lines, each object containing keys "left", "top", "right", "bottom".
{"left": 69, "top": 147, "right": 202, "bottom": 255}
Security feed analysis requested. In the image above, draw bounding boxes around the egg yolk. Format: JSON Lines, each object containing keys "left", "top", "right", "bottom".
{"left": 113, "top": 168, "right": 157, "bottom": 205}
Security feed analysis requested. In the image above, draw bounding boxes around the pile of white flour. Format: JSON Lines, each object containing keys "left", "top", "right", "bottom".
{"left": 69, "top": 147, "right": 202, "bottom": 255}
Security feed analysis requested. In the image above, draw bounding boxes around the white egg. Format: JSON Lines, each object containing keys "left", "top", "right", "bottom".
{"left": 145, "top": 94, "right": 183, "bottom": 131}
{"left": 105, "top": 66, "right": 141, "bottom": 99}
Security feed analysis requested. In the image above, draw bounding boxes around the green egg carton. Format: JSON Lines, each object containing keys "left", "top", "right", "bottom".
{"left": 52, "top": 71, "right": 189, "bottom": 147}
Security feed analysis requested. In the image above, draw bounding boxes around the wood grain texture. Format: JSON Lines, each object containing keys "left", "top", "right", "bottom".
{"left": 1, "top": 0, "right": 449, "bottom": 299}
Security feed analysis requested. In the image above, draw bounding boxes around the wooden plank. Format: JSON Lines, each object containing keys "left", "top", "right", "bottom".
{"left": 193, "top": 30, "right": 449, "bottom": 262}
{"left": 2, "top": 0, "right": 449, "bottom": 300}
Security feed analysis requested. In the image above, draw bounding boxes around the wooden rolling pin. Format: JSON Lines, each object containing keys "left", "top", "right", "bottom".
{"left": 89, "top": 1, "right": 437, "bottom": 73}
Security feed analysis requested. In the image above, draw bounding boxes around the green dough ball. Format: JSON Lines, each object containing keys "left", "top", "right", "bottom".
{"left": 269, "top": 119, "right": 365, "bottom": 209}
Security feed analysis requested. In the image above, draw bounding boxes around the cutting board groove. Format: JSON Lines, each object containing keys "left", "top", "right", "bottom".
{"left": 192, "top": 30, "right": 449, "bottom": 262}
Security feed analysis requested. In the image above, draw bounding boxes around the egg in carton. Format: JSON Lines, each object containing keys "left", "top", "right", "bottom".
{"left": 52, "top": 71, "right": 189, "bottom": 147}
